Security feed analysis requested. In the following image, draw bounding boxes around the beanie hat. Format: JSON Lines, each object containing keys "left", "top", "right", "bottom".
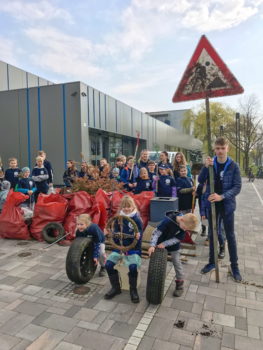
{"left": 112, "top": 167, "right": 120, "bottom": 174}
{"left": 22, "top": 167, "right": 30, "bottom": 173}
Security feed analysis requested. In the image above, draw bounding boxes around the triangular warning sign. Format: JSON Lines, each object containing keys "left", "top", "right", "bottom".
{"left": 172, "top": 35, "right": 244, "bottom": 103}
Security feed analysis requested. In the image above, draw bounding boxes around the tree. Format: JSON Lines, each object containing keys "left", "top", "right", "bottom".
{"left": 224, "top": 95, "right": 263, "bottom": 173}
{"left": 182, "top": 102, "right": 235, "bottom": 155}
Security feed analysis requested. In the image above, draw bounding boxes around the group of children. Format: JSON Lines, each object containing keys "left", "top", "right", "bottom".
{"left": 75, "top": 194, "right": 198, "bottom": 303}
{"left": 0, "top": 151, "right": 53, "bottom": 212}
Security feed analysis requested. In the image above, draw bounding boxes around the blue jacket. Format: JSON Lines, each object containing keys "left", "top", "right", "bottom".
{"left": 32, "top": 166, "right": 49, "bottom": 193}
{"left": 176, "top": 176, "right": 194, "bottom": 211}
{"left": 44, "top": 159, "right": 53, "bottom": 184}
{"left": 17, "top": 177, "right": 37, "bottom": 205}
{"left": 198, "top": 157, "right": 241, "bottom": 214}
{"left": 76, "top": 223, "right": 105, "bottom": 259}
{"left": 134, "top": 178, "right": 153, "bottom": 194}
{"left": 156, "top": 175, "right": 176, "bottom": 197}
{"left": 5, "top": 168, "right": 21, "bottom": 188}
{"left": 150, "top": 211, "right": 185, "bottom": 251}
{"left": 120, "top": 166, "right": 138, "bottom": 191}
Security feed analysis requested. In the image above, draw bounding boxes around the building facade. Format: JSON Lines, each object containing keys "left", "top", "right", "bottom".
{"left": 0, "top": 62, "right": 202, "bottom": 184}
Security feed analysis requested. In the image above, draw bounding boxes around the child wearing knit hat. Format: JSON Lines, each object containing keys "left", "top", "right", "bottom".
{"left": 16, "top": 167, "right": 37, "bottom": 209}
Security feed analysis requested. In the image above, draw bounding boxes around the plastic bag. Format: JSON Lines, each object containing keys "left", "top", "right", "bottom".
{"left": 0, "top": 190, "right": 30, "bottom": 240}
{"left": 30, "top": 193, "right": 68, "bottom": 241}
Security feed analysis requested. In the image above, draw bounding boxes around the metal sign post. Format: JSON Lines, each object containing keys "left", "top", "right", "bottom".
{"left": 205, "top": 97, "right": 220, "bottom": 283}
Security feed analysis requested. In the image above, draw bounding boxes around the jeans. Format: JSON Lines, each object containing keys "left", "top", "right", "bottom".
{"left": 207, "top": 207, "right": 238, "bottom": 267}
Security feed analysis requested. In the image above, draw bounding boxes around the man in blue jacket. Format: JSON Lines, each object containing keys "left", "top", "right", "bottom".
{"left": 198, "top": 137, "right": 242, "bottom": 281}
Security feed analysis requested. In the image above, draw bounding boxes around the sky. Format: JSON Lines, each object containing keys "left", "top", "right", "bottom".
{"left": 0, "top": 0, "right": 262, "bottom": 114}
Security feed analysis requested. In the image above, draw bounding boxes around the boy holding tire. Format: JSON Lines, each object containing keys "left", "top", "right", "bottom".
{"left": 148, "top": 211, "right": 198, "bottom": 297}
{"left": 76, "top": 214, "right": 106, "bottom": 277}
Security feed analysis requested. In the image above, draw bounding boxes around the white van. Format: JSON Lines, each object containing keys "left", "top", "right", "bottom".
{"left": 148, "top": 151, "right": 177, "bottom": 164}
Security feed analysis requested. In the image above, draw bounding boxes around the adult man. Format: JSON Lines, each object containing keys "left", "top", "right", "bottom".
{"left": 198, "top": 137, "right": 242, "bottom": 281}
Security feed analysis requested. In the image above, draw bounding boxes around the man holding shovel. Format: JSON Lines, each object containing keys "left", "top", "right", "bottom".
{"left": 198, "top": 137, "right": 242, "bottom": 281}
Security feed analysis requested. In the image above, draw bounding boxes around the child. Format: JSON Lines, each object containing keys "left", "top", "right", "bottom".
{"left": 104, "top": 196, "right": 143, "bottom": 303}
{"left": 5, "top": 158, "right": 21, "bottom": 189}
{"left": 63, "top": 160, "right": 79, "bottom": 187}
{"left": 147, "top": 161, "right": 157, "bottom": 181}
{"left": 32, "top": 156, "right": 49, "bottom": 199}
{"left": 115, "top": 157, "right": 124, "bottom": 172}
{"left": 176, "top": 165, "right": 195, "bottom": 214}
{"left": 120, "top": 156, "right": 138, "bottom": 191}
{"left": 38, "top": 150, "right": 53, "bottom": 184}
{"left": 16, "top": 167, "right": 37, "bottom": 209}
{"left": 138, "top": 149, "right": 149, "bottom": 169}
{"left": 0, "top": 157, "right": 4, "bottom": 185}
{"left": 154, "top": 164, "right": 176, "bottom": 197}
{"left": 0, "top": 180, "right": 10, "bottom": 211}
{"left": 99, "top": 158, "right": 111, "bottom": 178}
{"left": 148, "top": 211, "right": 198, "bottom": 297}
{"left": 134, "top": 167, "right": 153, "bottom": 194}
{"left": 79, "top": 161, "right": 88, "bottom": 178}
{"left": 76, "top": 214, "right": 106, "bottom": 277}
{"left": 110, "top": 167, "right": 121, "bottom": 182}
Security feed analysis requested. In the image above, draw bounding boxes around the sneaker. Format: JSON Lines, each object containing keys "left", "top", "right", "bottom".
{"left": 99, "top": 267, "right": 106, "bottom": 277}
{"left": 201, "top": 263, "right": 215, "bottom": 274}
{"left": 231, "top": 266, "right": 242, "bottom": 282}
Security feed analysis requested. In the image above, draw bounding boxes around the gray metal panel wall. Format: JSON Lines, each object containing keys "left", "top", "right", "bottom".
{"left": 80, "top": 82, "right": 90, "bottom": 161}
{"left": 0, "top": 62, "right": 8, "bottom": 91}
{"left": 8, "top": 65, "right": 27, "bottom": 90}
{"left": 0, "top": 90, "right": 20, "bottom": 166}
{"left": 106, "top": 95, "right": 117, "bottom": 133}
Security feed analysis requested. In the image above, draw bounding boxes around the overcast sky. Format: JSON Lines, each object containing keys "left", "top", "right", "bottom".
{"left": 0, "top": 0, "right": 262, "bottom": 113}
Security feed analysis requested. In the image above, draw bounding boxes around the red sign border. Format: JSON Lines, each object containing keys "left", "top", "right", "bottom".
{"left": 172, "top": 35, "right": 244, "bottom": 103}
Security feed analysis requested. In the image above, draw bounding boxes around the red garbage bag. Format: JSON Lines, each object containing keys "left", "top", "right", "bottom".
{"left": 63, "top": 191, "right": 94, "bottom": 240}
{"left": 133, "top": 191, "right": 154, "bottom": 229}
{"left": 0, "top": 190, "right": 30, "bottom": 240}
{"left": 30, "top": 193, "right": 68, "bottom": 241}
{"left": 110, "top": 191, "right": 153, "bottom": 229}
{"left": 94, "top": 189, "right": 112, "bottom": 230}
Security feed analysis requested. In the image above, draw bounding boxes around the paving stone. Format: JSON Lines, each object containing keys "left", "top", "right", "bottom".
{"left": 22, "top": 285, "right": 43, "bottom": 295}
{"left": 26, "top": 329, "right": 66, "bottom": 350}
{"left": 0, "top": 333, "right": 21, "bottom": 350}
{"left": 78, "top": 320, "right": 100, "bottom": 330}
{"left": 16, "top": 323, "right": 47, "bottom": 341}
{"left": 14, "top": 300, "right": 47, "bottom": 316}
{"left": 0, "top": 313, "right": 34, "bottom": 335}
{"left": 204, "top": 295, "right": 225, "bottom": 313}
{"left": 127, "top": 312, "right": 144, "bottom": 325}
{"left": 247, "top": 308, "right": 263, "bottom": 327}
{"left": 73, "top": 307, "right": 99, "bottom": 322}
{"left": 235, "top": 317, "right": 247, "bottom": 330}
{"left": 184, "top": 292, "right": 205, "bottom": 304}
{"left": 222, "top": 332, "right": 235, "bottom": 348}
{"left": 171, "top": 299, "right": 193, "bottom": 312}
{"left": 213, "top": 312, "right": 235, "bottom": 327}
{"left": 146, "top": 316, "right": 173, "bottom": 340}
{"left": 223, "top": 326, "right": 247, "bottom": 336}
{"left": 99, "top": 319, "right": 115, "bottom": 333}
{"left": 64, "top": 305, "right": 82, "bottom": 318}
{"left": 156, "top": 306, "right": 179, "bottom": 321}
{"left": 225, "top": 305, "right": 246, "bottom": 318}
{"left": 46, "top": 306, "right": 66, "bottom": 315}
{"left": 54, "top": 341, "right": 82, "bottom": 350}
{"left": 152, "top": 338, "right": 180, "bottom": 350}
{"left": 169, "top": 328, "right": 195, "bottom": 347}
{"left": 0, "top": 310, "right": 17, "bottom": 325}
{"left": 108, "top": 321, "right": 135, "bottom": 339}
{"left": 197, "top": 286, "right": 226, "bottom": 299}
{"left": 137, "top": 335, "right": 155, "bottom": 350}
{"left": 93, "top": 299, "right": 117, "bottom": 312}
{"left": 11, "top": 339, "right": 31, "bottom": 350}
{"left": 0, "top": 290, "right": 22, "bottom": 303}
{"left": 40, "top": 314, "right": 78, "bottom": 332}
{"left": 193, "top": 334, "right": 221, "bottom": 350}
{"left": 235, "top": 335, "right": 263, "bottom": 350}
{"left": 192, "top": 302, "right": 203, "bottom": 315}
{"left": 248, "top": 325, "right": 260, "bottom": 339}
{"left": 72, "top": 329, "right": 117, "bottom": 349}
{"left": 63, "top": 326, "right": 85, "bottom": 343}
{"left": 109, "top": 338, "right": 127, "bottom": 350}
{"left": 236, "top": 297, "right": 263, "bottom": 311}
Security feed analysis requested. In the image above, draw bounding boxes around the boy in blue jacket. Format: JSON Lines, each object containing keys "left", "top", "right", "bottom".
{"left": 149, "top": 211, "right": 198, "bottom": 296}
{"left": 176, "top": 165, "right": 195, "bottom": 213}
{"left": 5, "top": 158, "right": 21, "bottom": 189}
{"left": 32, "top": 156, "right": 49, "bottom": 200}
{"left": 76, "top": 214, "right": 106, "bottom": 277}
{"left": 120, "top": 156, "right": 138, "bottom": 191}
{"left": 198, "top": 137, "right": 242, "bottom": 281}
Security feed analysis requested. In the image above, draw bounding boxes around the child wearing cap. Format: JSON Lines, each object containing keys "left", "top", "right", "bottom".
{"left": 17, "top": 167, "right": 37, "bottom": 208}
{"left": 110, "top": 167, "right": 121, "bottom": 182}
{"left": 154, "top": 164, "right": 176, "bottom": 197}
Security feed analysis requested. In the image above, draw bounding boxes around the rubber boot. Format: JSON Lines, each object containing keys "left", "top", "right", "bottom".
{"left": 218, "top": 243, "right": 225, "bottom": 259}
{"left": 104, "top": 273, "right": 121, "bottom": 299}
{"left": 201, "top": 225, "right": 206, "bottom": 237}
{"left": 173, "top": 280, "right": 184, "bottom": 297}
{"left": 128, "top": 272, "right": 140, "bottom": 303}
